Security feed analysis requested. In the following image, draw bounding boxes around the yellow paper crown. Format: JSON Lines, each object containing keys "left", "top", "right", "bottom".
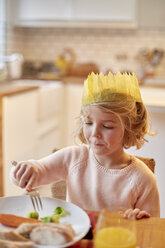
{"left": 82, "top": 72, "right": 142, "bottom": 105}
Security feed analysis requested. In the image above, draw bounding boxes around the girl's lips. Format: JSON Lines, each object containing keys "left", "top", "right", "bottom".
{"left": 93, "top": 143, "right": 104, "bottom": 146}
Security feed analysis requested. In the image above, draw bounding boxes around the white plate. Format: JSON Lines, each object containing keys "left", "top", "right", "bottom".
{"left": 0, "top": 195, "right": 91, "bottom": 248}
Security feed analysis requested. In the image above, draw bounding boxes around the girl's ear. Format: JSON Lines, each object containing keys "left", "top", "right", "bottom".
{"left": 122, "top": 129, "right": 129, "bottom": 148}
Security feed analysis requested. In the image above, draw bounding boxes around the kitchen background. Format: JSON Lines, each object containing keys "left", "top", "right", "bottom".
{"left": 1, "top": 0, "right": 165, "bottom": 216}
{"left": 6, "top": 27, "right": 165, "bottom": 78}
{"left": 2, "top": 0, "right": 165, "bottom": 79}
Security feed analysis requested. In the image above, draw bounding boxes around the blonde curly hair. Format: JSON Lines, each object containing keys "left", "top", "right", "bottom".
{"left": 75, "top": 101, "right": 152, "bottom": 149}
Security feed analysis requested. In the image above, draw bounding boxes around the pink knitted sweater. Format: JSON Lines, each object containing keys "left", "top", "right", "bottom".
{"left": 11, "top": 144, "right": 160, "bottom": 217}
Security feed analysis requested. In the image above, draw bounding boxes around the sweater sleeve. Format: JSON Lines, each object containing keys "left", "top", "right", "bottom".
{"left": 10, "top": 145, "right": 88, "bottom": 189}
{"left": 134, "top": 170, "right": 160, "bottom": 217}
{"left": 35, "top": 145, "right": 87, "bottom": 186}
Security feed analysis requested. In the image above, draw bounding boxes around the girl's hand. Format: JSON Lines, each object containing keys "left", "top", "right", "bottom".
{"left": 123, "top": 208, "right": 151, "bottom": 220}
{"left": 13, "top": 162, "right": 39, "bottom": 191}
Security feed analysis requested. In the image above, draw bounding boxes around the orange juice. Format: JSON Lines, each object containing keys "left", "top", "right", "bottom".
{"left": 94, "top": 227, "right": 137, "bottom": 248}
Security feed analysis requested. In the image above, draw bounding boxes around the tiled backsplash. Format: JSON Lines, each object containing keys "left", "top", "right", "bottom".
{"left": 5, "top": 26, "right": 165, "bottom": 78}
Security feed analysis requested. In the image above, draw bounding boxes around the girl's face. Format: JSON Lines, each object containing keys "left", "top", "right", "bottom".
{"left": 83, "top": 105, "right": 125, "bottom": 156}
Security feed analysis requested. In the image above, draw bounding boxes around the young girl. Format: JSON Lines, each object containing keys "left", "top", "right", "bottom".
{"left": 10, "top": 72, "right": 160, "bottom": 219}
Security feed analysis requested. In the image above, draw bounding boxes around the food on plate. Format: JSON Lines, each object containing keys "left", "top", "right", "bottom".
{"left": 26, "top": 206, "right": 67, "bottom": 223}
{"left": 30, "top": 225, "right": 72, "bottom": 245}
{"left": 0, "top": 239, "right": 35, "bottom": 248}
{"left": 54, "top": 206, "right": 67, "bottom": 217}
{"left": 0, "top": 227, "right": 35, "bottom": 247}
{"left": 17, "top": 223, "right": 42, "bottom": 236}
{"left": 0, "top": 213, "right": 41, "bottom": 228}
{"left": 0, "top": 222, "right": 76, "bottom": 246}
{"left": 17, "top": 222, "right": 75, "bottom": 237}
{"left": 0, "top": 228, "right": 29, "bottom": 241}
{"left": 41, "top": 214, "right": 60, "bottom": 223}
{"left": 17, "top": 222, "right": 76, "bottom": 245}
{"left": 0, "top": 206, "right": 77, "bottom": 246}
{"left": 26, "top": 211, "right": 39, "bottom": 219}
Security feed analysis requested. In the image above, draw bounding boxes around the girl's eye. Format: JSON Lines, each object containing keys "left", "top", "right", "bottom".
{"left": 103, "top": 125, "right": 114, "bottom": 129}
{"left": 85, "top": 122, "right": 92, "bottom": 125}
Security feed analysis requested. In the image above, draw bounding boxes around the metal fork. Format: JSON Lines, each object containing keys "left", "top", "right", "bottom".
{"left": 28, "top": 189, "right": 43, "bottom": 211}
{"left": 11, "top": 160, "right": 43, "bottom": 211}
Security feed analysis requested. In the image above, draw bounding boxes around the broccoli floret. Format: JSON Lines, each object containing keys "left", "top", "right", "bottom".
{"left": 41, "top": 215, "right": 60, "bottom": 223}
{"left": 51, "top": 214, "right": 60, "bottom": 223}
{"left": 54, "top": 206, "right": 66, "bottom": 217}
{"left": 26, "top": 211, "right": 39, "bottom": 219}
{"left": 27, "top": 206, "right": 67, "bottom": 223}
{"left": 41, "top": 216, "right": 52, "bottom": 223}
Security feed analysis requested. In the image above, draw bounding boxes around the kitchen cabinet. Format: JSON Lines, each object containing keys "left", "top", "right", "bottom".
{"left": 2, "top": 90, "right": 38, "bottom": 196}
{"left": 72, "top": 0, "right": 136, "bottom": 22}
{"left": 138, "top": 0, "right": 165, "bottom": 28}
{"left": 11, "top": 0, "right": 137, "bottom": 28}
{"left": 0, "top": 80, "right": 65, "bottom": 196}
{"left": 35, "top": 82, "right": 65, "bottom": 158}
{"left": 63, "top": 83, "right": 83, "bottom": 146}
{"left": 9, "top": 0, "right": 165, "bottom": 29}
{"left": 10, "top": 80, "right": 65, "bottom": 159}
{"left": 13, "top": 0, "right": 72, "bottom": 22}
{"left": 34, "top": 81, "right": 65, "bottom": 197}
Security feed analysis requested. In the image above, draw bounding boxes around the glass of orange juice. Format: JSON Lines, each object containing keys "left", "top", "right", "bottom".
{"left": 94, "top": 207, "right": 137, "bottom": 248}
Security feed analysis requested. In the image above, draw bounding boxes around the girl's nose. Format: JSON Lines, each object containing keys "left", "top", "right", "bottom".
{"left": 92, "top": 125, "right": 101, "bottom": 138}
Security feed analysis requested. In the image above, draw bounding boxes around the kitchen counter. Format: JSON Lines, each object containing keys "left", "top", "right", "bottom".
{"left": 0, "top": 81, "right": 38, "bottom": 97}
{"left": 62, "top": 76, "right": 85, "bottom": 84}
{"left": 1, "top": 78, "right": 165, "bottom": 106}
{"left": 0, "top": 76, "right": 86, "bottom": 95}
{"left": 140, "top": 85, "right": 165, "bottom": 108}
{"left": 10, "top": 76, "right": 86, "bottom": 83}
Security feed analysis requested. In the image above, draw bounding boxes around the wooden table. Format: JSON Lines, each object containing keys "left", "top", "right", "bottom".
{"left": 70, "top": 211, "right": 165, "bottom": 248}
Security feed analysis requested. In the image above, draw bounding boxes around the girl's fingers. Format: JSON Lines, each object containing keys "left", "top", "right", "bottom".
{"left": 18, "top": 166, "right": 36, "bottom": 188}
{"left": 124, "top": 208, "right": 151, "bottom": 220}
{"left": 132, "top": 208, "right": 141, "bottom": 218}
{"left": 136, "top": 210, "right": 151, "bottom": 219}
{"left": 123, "top": 209, "right": 134, "bottom": 218}
{"left": 12, "top": 162, "right": 37, "bottom": 188}
{"left": 15, "top": 166, "right": 26, "bottom": 181}
{"left": 13, "top": 163, "right": 22, "bottom": 177}
{"left": 13, "top": 162, "right": 29, "bottom": 178}
{"left": 25, "top": 173, "right": 37, "bottom": 192}
{"left": 124, "top": 208, "right": 140, "bottom": 219}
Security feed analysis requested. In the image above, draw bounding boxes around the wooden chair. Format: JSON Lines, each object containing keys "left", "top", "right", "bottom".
{"left": 135, "top": 156, "right": 155, "bottom": 173}
{"left": 51, "top": 152, "right": 155, "bottom": 200}
{"left": 51, "top": 180, "right": 66, "bottom": 200}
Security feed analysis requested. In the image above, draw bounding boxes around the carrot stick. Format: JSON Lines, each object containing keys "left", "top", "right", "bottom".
{"left": 0, "top": 213, "right": 42, "bottom": 228}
